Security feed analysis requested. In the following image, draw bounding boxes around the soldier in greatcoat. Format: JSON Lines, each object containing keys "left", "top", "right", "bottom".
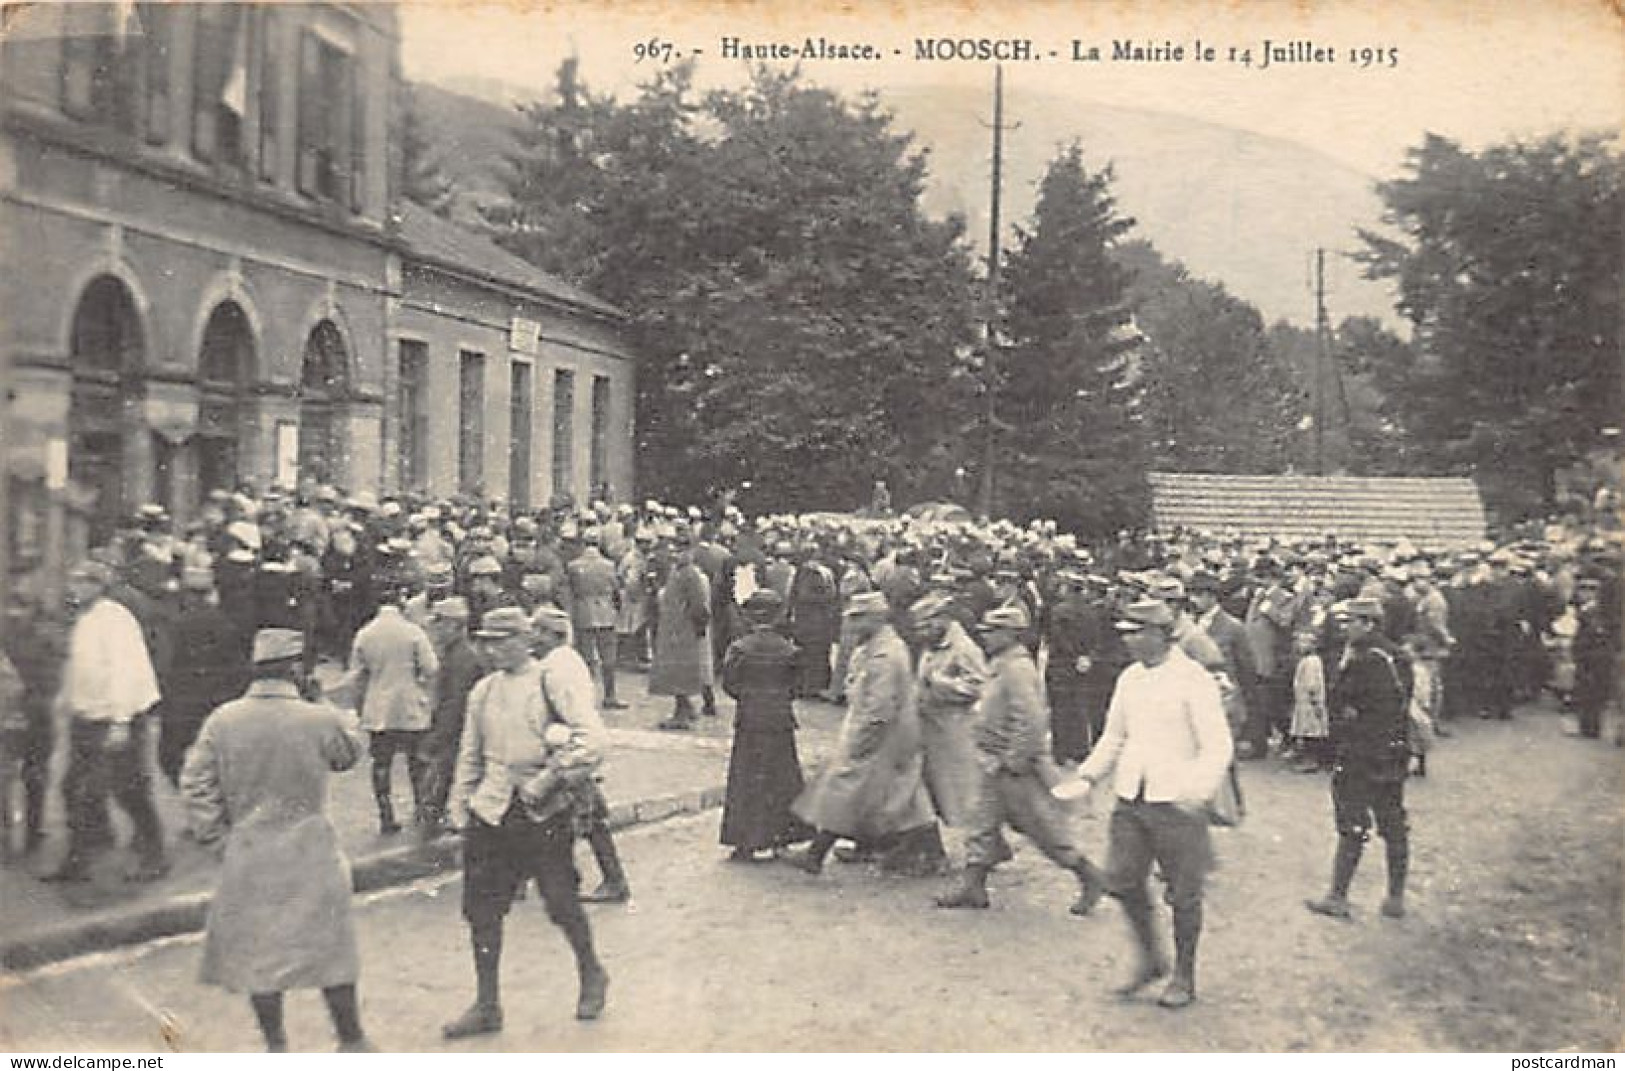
{"left": 785, "top": 593, "right": 937, "bottom": 874}
{"left": 180, "top": 628, "right": 372, "bottom": 1052}
{"left": 935, "top": 603, "right": 1105, "bottom": 915}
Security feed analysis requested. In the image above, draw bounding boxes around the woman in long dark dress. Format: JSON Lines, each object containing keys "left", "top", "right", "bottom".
{"left": 719, "top": 590, "right": 809, "bottom": 861}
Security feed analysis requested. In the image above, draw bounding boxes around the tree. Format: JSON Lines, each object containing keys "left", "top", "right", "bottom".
{"left": 997, "top": 144, "right": 1147, "bottom": 537}
{"left": 1119, "top": 241, "right": 1303, "bottom": 475}
{"left": 396, "top": 82, "right": 457, "bottom": 217}
{"left": 1358, "top": 132, "right": 1623, "bottom": 518}
{"left": 481, "top": 63, "right": 981, "bottom": 511}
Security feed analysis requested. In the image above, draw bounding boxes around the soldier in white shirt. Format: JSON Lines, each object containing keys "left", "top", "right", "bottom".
{"left": 1062, "top": 598, "right": 1234, "bottom": 1010}
{"left": 441, "top": 607, "right": 610, "bottom": 1038}
{"left": 43, "top": 560, "right": 169, "bottom": 883}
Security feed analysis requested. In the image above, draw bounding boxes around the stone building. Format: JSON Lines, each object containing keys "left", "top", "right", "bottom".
{"left": 0, "top": 2, "right": 636, "bottom": 594}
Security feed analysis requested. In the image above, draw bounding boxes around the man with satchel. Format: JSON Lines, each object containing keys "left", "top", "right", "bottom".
{"left": 1056, "top": 598, "right": 1233, "bottom": 1010}
{"left": 442, "top": 607, "right": 610, "bottom": 1038}
{"left": 1305, "top": 598, "right": 1412, "bottom": 921}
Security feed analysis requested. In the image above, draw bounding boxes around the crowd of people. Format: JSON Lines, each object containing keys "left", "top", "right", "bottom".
{"left": 1, "top": 479, "right": 1620, "bottom": 1042}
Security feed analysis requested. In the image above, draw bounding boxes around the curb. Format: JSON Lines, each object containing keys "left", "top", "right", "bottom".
{"left": 1, "top": 784, "right": 725, "bottom": 974}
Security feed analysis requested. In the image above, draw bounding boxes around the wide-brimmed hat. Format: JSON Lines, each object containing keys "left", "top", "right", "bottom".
{"left": 1116, "top": 598, "right": 1175, "bottom": 632}
{"left": 252, "top": 627, "right": 303, "bottom": 665}
{"left": 474, "top": 606, "right": 533, "bottom": 640}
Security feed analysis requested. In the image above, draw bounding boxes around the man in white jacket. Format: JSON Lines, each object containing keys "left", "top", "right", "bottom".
{"left": 43, "top": 560, "right": 167, "bottom": 883}
{"left": 1061, "top": 597, "right": 1234, "bottom": 1010}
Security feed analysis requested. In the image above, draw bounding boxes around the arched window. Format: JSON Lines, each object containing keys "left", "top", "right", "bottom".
{"left": 297, "top": 320, "right": 349, "bottom": 485}
{"left": 68, "top": 275, "right": 144, "bottom": 544}
{"left": 197, "top": 301, "right": 254, "bottom": 497}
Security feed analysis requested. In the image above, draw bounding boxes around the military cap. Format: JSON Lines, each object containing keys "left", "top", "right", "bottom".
{"left": 1115, "top": 598, "right": 1175, "bottom": 631}
{"left": 1341, "top": 597, "right": 1385, "bottom": 621}
{"left": 843, "top": 591, "right": 890, "bottom": 619}
{"left": 1147, "top": 575, "right": 1187, "bottom": 602}
{"left": 742, "top": 589, "right": 785, "bottom": 624}
{"left": 531, "top": 605, "right": 573, "bottom": 636}
{"left": 978, "top": 602, "right": 1031, "bottom": 632}
{"left": 467, "top": 555, "right": 503, "bottom": 577}
{"left": 909, "top": 591, "right": 955, "bottom": 622}
{"left": 251, "top": 627, "right": 303, "bottom": 665}
{"left": 431, "top": 595, "right": 470, "bottom": 622}
{"left": 475, "top": 606, "right": 533, "bottom": 640}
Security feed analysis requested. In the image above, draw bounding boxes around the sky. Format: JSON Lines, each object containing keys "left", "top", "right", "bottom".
{"left": 399, "top": 0, "right": 1623, "bottom": 179}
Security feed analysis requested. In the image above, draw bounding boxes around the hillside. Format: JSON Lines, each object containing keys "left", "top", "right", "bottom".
{"left": 409, "top": 78, "right": 1399, "bottom": 327}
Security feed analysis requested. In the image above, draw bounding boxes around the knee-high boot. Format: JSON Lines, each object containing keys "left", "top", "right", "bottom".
{"left": 1112, "top": 891, "right": 1169, "bottom": 997}
{"left": 579, "top": 821, "right": 631, "bottom": 903}
{"left": 556, "top": 906, "right": 609, "bottom": 1020}
{"left": 371, "top": 757, "right": 399, "bottom": 835}
{"left": 1306, "top": 835, "right": 1362, "bottom": 917}
{"left": 443, "top": 923, "right": 505, "bottom": 1038}
{"left": 1159, "top": 904, "right": 1201, "bottom": 1008}
{"left": 1382, "top": 833, "right": 1408, "bottom": 917}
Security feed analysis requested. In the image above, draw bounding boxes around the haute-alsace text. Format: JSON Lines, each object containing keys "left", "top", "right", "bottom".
{"left": 719, "top": 36, "right": 880, "bottom": 61}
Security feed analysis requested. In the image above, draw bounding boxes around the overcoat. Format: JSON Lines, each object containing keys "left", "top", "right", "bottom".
{"left": 181, "top": 680, "right": 365, "bottom": 994}
{"left": 792, "top": 624, "right": 934, "bottom": 839}
{"left": 914, "top": 619, "right": 987, "bottom": 826}
{"left": 650, "top": 560, "right": 713, "bottom": 695}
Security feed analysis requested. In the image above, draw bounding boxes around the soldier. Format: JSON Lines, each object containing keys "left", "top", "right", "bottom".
{"left": 337, "top": 583, "right": 439, "bottom": 835}
{"left": 1059, "top": 598, "right": 1233, "bottom": 1009}
{"left": 442, "top": 608, "right": 610, "bottom": 1036}
{"left": 566, "top": 529, "right": 625, "bottom": 709}
{"left": 2, "top": 585, "right": 65, "bottom": 858}
{"left": 418, "top": 596, "right": 483, "bottom": 835}
{"left": 180, "top": 628, "right": 372, "bottom": 1053}
{"left": 935, "top": 603, "right": 1105, "bottom": 915}
{"left": 1306, "top": 598, "right": 1413, "bottom": 921}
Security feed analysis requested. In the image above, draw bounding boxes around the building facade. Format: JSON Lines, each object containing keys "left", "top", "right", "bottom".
{"left": 0, "top": 3, "right": 636, "bottom": 595}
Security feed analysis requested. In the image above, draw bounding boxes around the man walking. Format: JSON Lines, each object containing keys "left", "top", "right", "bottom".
{"left": 442, "top": 607, "right": 610, "bottom": 1037}
{"left": 935, "top": 604, "right": 1105, "bottom": 915}
{"left": 1306, "top": 598, "right": 1413, "bottom": 920}
{"left": 339, "top": 583, "right": 439, "bottom": 835}
{"left": 1058, "top": 598, "right": 1233, "bottom": 1009}
{"left": 43, "top": 560, "right": 169, "bottom": 883}
{"left": 180, "top": 629, "right": 372, "bottom": 1053}
{"left": 419, "top": 596, "right": 483, "bottom": 835}
{"left": 566, "top": 531, "right": 626, "bottom": 709}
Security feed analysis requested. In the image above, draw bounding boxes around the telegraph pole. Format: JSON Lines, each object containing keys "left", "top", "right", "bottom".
{"left": 1313, "top": 247, "right": 1328, "bottom": 475}
{"left": 977, "top": 64, "right": 1012, "bottom": 519}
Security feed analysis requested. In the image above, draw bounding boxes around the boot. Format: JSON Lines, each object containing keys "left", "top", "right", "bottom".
{"left": 375, "top": 792, "right": 400, "bottom": 835}
{"left": 576, "top": 960, "right": 610, "bottom": 1020}
{"left": 657, "top": 698, "right": 696, "bottom": 732}
{"left": 1381, "top": 835, "right": 1408, "bottom": 918}
{"left": 442, "top": 1003, "right": 503, "bottom": 1039}
{"left": 1068, "top": 858, "right": 1106, "bottom": 917}
{"left": 1305, "top": 836, "right": 1362, "bottom": 919}
{"left": 1112, "top": 893, "right": 1169, "bottom": 998}
{"left": 784, "top": 832, "right": 835, "bottom": 875}
{"left": 1158, "top": 906, "right": 1201, "bottom": 1009}
{"left": 700, "top": 687, "right": 718, "bottom": 718}
{"left": 579, "top": 825, "right": 631, "bottom": 903}
{"left": 934, "top": 864, "right": 991, "bottom": 909}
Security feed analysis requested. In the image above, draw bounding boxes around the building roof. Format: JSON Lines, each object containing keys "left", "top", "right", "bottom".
{"left": 1147, "top": 472, "right": 1488, "bottom": 547}
{"left": 392, "top": 202, "right": 623, "bottom": 321}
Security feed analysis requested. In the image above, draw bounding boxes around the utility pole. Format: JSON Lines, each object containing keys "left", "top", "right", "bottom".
{"left": 977, "top": 64, "right": 1012, "bottom": 519}
{"left": 1313, "top": 247, "right": 1328, "bottom": 475}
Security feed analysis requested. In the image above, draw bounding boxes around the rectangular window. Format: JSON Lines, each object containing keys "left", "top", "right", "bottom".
{"left": 458, "top": 351, "right": 486, "bottom": 494}
{"left": 552, "top": 370, "right": 575, "bottom": 505}
{"left": 257, "top": 8, "right": 279, "bottom": 180}
{"left": 140, "top": 2, "right": 171, "bottom": 144}
{"left": 590, "top": 375, "right": 611, "bottom": 500}
{"left": 60, "top": 3, "right": 135, "bottom": 130}
{"left": 398, "top": 341, "right": 428, "bottom": 492}
{"left": 192, "top": 5, "right": 246, "bottom": 166}
{"left": 296, "top": 29, "right": 355, "bottom": 204}
{"left": 510, "top": 362, "right": 534, "bottom": 509}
